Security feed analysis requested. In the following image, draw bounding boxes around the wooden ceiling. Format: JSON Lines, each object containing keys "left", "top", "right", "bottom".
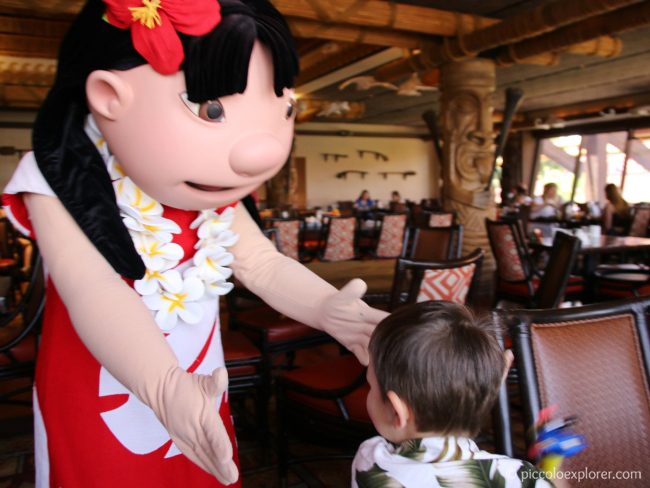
{"left": 1, "top": 0, "right": 650, "bottom": 131}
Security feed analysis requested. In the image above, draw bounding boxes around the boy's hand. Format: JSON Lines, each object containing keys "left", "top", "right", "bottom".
{"left": 317, "top": 279, "right": 389, "bottom": 365}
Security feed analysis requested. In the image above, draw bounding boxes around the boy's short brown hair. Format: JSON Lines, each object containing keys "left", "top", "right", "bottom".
{"left": 368, "top": 301, "right": 505, "bottom": 437}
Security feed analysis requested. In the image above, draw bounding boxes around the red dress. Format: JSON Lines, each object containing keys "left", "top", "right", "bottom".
{"left": 3, "top": 154, "right": 241, "bottom": 487}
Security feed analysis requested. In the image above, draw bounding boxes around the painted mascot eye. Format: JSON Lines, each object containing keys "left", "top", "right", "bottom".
{"left": 285, "top": 98, "right": 297, "bottom": 119}
{"left": 180, "top": 93, "right": 226, "bottom": 123}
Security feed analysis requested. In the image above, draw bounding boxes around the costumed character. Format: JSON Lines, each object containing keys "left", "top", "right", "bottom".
{"left": 2, "top": 0, "right": 388, "bottom": 486}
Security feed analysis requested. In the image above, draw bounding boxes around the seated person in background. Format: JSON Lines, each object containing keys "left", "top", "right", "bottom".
{"left": 531, "top": 182, "right": 563, "bottom": 219}
{"left": 602, "top": 183, "right": 631, "bottom": 235}
{"left": 353, "top": 301, "right": 554, "bottom": 488}
{"left": 389, "top": 191, "right": 406, "bottom": 212}
{"left": 514, "top": 184, "right": 532, "bottom": 206}
{"left": 354, "top": 190, "right": 375, "bottom": 211}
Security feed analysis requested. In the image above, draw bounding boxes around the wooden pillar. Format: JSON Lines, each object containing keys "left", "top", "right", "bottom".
{"left": 439, "top": 58, "right": 497, "bottom": 272}
{"left": 266, "top": 159, "right": 292, "bottom": 209}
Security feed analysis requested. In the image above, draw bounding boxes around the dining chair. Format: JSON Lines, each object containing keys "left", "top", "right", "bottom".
{"left": 504, "top": 297, "right": 650, "bottom": 487}
{"left": 264, "top": 218, "right": 303, "bottom": 261}
{"left": 628, "top": 204, "right": 650, "bottom": 237}
{"left": 0, "top": 253, "right": 44, "bottom": 406}
{"left": 533, "top": 231, "right": 582, "bottom": 308}
{"left": 0, "top": 253, "right": 44, "bottom": 483}
{"left": 373, "top": 212, "right": 408, "bottom": 259}
{"left": 389, "top": 249, "right": 484, "bottom": 310}
{"left": 221, "top": 329, "right": 265, "bottom": 438}
{"left": 320, "top": 216, "right": 357, "bottom": 262}
{"left": 424, "top": 210, "right": 455, "bottom": 228}
{"left": 485, "top": 218, "right": 583, "bottom": 307}
{"left": 407, "top": 225, "right": 463, "bottom": 261}
{"left": 0, "top": 218, "right": 23, "bottom": 302}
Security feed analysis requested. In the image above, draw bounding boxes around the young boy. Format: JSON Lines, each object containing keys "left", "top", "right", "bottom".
{"left": 352, "top": 301, "right": 554, "bottom": 487}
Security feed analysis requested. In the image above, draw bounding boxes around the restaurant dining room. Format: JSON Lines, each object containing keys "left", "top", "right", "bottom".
{"left": 1, "top": 0, "right": 650, "bottom": 487}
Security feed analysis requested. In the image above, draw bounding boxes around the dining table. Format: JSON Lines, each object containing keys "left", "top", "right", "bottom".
{"left": 534, "top": 235, "right": 650, "bottom": 273}
{"left": 533, "top": 234, "right": 650, "bottom": 300}
{"left": 304, "top": 259, "right": 396, "bottom": 295}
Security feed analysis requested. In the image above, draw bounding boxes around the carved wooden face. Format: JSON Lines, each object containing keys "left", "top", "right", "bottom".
{"left": 445, "top": 88, "right": 494, "bottom": 191}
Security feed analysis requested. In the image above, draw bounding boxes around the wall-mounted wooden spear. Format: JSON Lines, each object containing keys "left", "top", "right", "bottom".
{"left": 485, "top": 86, "right": 524, "bottom": 190}
{"left": 422, "top": 109, "right": 444, "bottom": 164}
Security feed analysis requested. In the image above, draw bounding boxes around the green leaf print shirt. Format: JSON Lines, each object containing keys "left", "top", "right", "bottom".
{"left": 352, "top": 436, "right": 554, "bottom": 488}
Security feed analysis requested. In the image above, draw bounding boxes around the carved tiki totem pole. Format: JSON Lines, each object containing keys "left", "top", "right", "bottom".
{"left": 439, "top": 58, "right": 497, "bottom": 270}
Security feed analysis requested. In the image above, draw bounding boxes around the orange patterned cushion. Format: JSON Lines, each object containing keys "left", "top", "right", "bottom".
{"left": 376, "top": 214, "right": 406, "bottom": 258}
{"left": 489, "top": 225, "right": 526, "bottom": 281}
{"left": 429, "top": 213, "right": 453, "bottom": 227}
{"left": 629, "top": 208, "right": 650, "bottom": 237}
{"left": 416, "top": 263, "right": 476, "bottom": 304}
{"left": 274, "top": 220, "right": 300, "bottom": 261}
{"left": 324, "top": 218, "right": 355, "bottom": 261}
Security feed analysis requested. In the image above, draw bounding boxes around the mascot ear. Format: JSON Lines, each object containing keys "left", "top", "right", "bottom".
{"left": 86, "top": 70, "right": 133, "bottom": 120}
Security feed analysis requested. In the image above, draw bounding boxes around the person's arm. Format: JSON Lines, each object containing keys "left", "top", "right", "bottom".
{"left": 229, "top": 204, "right": 387, "bottom": 365}
{"left": 25, "top": 193, "right": 238, "bottom": 484}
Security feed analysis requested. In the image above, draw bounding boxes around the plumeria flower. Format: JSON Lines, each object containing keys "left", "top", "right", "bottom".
{"left": 107, "top": 155, "right": 127, "bottom": 181}
{"left": 133, "top": 234, "right": 183, "bottom": 271}
{"left": 123, "top": 215, "right": 181, "bottom": 244}
{"left": 205, "top": 279, "right": 234, "bottom": 297}
{"left": 142, "top": 276, "right": 205, "bottom": 331}
{"left": 190, "top": 245, "right": 234, "bottom": 283}
{"left": 115, "top": 177, "right": 163, "bottom": 218}
{"left": 183, "top": 268, "right": 233, "bottom": 296}
{"left": 194, "top": 229, "right": 239, "bottom": 251}
{"left": 103, "top": 0, "right": 221, "bottom": 75}
{"left": 134, "top": 268, "right": 183, "bottom": 296}
{"left": 191, "top": 206, "right": 235, "bottom": 240}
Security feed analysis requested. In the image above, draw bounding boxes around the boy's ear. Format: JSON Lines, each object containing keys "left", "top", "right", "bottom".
{"left": 386, "top": 390, "right": 410, "bottom": 429}
{"left": 86, "top": 70, "right": 133, "bottom": 121}
{"left": 501, "top": 350, "right": 514, "bottom": 384}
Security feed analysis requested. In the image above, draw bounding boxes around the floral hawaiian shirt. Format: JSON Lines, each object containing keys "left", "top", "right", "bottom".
{"left": 352, "top": 436, "right": 554, "bottom": 488}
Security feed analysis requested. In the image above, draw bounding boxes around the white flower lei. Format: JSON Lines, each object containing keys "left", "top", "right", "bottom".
{"left": 86, "top": 116, "right": 239, "bottom": 332}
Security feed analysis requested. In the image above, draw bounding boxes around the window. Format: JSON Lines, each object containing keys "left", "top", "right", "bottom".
{"left": 533, "top": 129, "right": 650, "bottom": 204}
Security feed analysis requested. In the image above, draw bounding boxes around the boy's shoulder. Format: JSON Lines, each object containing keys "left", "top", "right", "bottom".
{"left": 352, "top": 436, "right": 555, "bottom": 488}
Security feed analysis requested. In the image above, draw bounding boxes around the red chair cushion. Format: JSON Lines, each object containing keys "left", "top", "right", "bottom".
{"left": 222, "top": 330, "right": 261, "bottom": 362}
{"left": 498, "top": 275, "right": 584, "bottom": 297}
{"left": 0, "top": 258, "right": 17, "bottom": 269}
{"left": 282, "top": 355, "right": 371, "bottom": 423}
{"left": 236, "top": 309, "right": 324, "bottom": 343}
{"left": 0, "top": 334, "right": 36, "bottom": 365}
{"left": 497, "top": 276, "right": 539, "bottom": 297}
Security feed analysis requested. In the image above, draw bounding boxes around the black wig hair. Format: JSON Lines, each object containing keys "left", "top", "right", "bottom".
{"left": 33, "top": 0, "right": 299, "bottom": 279}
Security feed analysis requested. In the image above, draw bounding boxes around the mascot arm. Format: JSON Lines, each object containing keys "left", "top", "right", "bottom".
{"left": 25, "top": 193, "right": 238, "bottom": 485}
{"left": 230, "top": 203, "right": 388, "bottom": 365}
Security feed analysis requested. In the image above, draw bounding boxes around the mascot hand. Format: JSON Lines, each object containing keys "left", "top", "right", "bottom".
{"left": 317, "top": 278, "right": 389, "bottom": 365}
{"left": 157, "top": 367, "right": 238, "bottom": 485}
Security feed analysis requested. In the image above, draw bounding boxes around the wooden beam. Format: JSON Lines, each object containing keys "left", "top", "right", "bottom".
{"left": 0, "top": 1, "right": 82, "bottom": 16}
{"left": 297, "top": 43, "right": 381, "bottom": 85}
{"left": 497, "top": 1, "right": 650, "bottom": 64}
{"left": 0, "top": 33, "right": 60, "bottom": 58}
{"left": 0, "top": 56, "right": 56, "bottom": 85}
{"left": 274, "top": 0, "right": 497, "bottom": 37}
{"left": 440, "top": 0, "right": 641, "bottom": 60}
{"left": 525, "top": 91, "right": 650, "bottom": 121}
{"left": 288, "top": 17, "right": 423, "bottom": 48}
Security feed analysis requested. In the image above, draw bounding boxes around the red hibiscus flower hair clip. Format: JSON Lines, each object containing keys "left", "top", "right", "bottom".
{"left": 103, "top": 0, "right": 221, "bottom": 75}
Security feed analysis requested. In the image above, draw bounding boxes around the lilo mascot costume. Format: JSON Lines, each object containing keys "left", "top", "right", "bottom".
{"left": 2, "top": 0, "right": 387, "bottom": 485}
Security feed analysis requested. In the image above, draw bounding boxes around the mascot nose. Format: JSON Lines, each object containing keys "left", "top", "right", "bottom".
{"left": 229, "top": 134, "right": 287, "bottom": 177}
